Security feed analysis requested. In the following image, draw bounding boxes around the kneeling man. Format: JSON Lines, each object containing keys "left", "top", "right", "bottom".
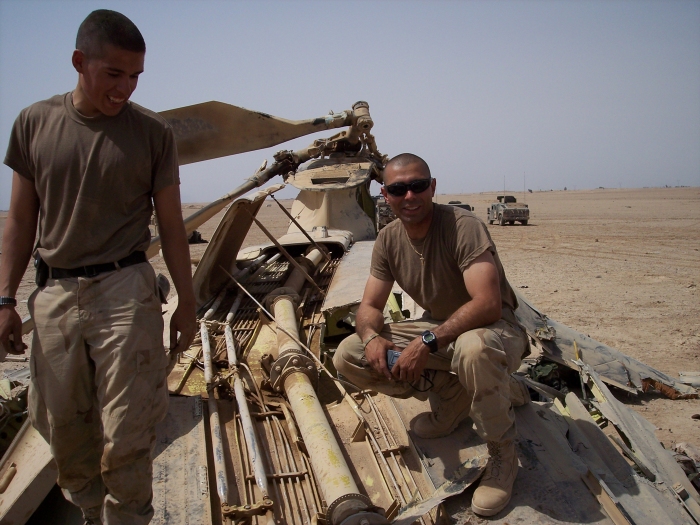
{"left": 333, "top": 153, "right": 528, "bottom": 516}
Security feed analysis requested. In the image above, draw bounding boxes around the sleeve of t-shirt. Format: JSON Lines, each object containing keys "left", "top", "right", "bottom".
{"left": 369, "top": 229, "right": 394, "bottom": 282}
{"left": 453, "top": 216, "right": 495, "bottom": 273}
{"left": 3, "top": 110, "right": 34, "bottom": 181}
{"left": 151, "top": 124, "right": 180, "bottom": 195}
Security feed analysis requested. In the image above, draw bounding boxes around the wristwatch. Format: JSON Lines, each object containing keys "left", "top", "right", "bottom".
{"left": 0, "top": 297, "right": 17, "bottom": 307}
{"left": 421, "top": 330, "right": 438, "bottom": 353}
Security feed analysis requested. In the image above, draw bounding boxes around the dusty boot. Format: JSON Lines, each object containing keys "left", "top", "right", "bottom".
{"left": 471, "top": 440, "right": 519, "bottom": 516}
{"left": 412, "top": 372, "right": 471, "bottom": 439}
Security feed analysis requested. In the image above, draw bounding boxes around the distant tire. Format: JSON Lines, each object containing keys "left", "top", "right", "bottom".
{"left": 521, "top": 220, "right": 528, "bottom": 226}
{"left": 488, "top": 219, "right": 494, "bottom": 224}
{"left": 499, "top": 215, "right": 506, "bottom": 226}
{"left": 508, "top": 221, "right": 515, "bottom": 225}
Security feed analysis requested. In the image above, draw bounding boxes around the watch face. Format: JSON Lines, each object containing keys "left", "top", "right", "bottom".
{"left": 422, "top": 331, "right": 436, "bottom": 344}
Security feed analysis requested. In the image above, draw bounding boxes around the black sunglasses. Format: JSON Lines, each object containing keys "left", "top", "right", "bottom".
{"left": 384, "top": 178, "right": 432, "bottom": 197}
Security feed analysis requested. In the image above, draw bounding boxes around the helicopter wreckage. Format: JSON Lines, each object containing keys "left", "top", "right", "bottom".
{"left": 0, "top": 102, "right": 698, "bottom": 525}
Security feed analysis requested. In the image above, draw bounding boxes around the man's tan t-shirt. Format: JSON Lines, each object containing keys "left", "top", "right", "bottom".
{"left": 4, "top": 93, "right": 179, "bottom": 268}
{"left": 370, "top": 204, "right": 518, "bottom": 321}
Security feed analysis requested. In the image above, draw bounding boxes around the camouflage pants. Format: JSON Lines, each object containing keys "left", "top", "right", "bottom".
{"left": 27, "top": 263, "right": 169, "bottom": 525}
{"left": 333, "top": 311, "right": 528, "bottom": 442}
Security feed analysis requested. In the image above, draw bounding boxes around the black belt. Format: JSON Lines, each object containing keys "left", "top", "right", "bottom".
{"left": 50, "top": 251, "right": 147, "bottom": 279}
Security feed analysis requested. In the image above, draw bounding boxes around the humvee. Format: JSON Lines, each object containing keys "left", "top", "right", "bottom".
{"left": 487, "top": 195, "right": 529, "bottom": 225}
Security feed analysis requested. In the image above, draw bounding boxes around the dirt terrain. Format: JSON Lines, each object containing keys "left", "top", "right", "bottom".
{"left": 2, "top": 186, "right": 698, "bottom": 452}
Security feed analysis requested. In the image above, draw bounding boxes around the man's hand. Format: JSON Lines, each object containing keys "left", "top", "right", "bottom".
{"left": 168, "top": 300, "right": 196, "bottom": 355}
{"left": 364, "top": 335, "right": 399, "bottom": 380}
{"left": 391, "top": 336, "right": 430, "bottom": 383}
{"left": 0, "top": 306, "right": 26, "bottom": 355}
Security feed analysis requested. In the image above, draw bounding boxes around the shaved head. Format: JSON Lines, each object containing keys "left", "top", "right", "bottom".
{"left": 384, "top": 153, "right": 431, "bottom": 180}
{"left": 76, "top": 10, "right": 145, "bottom": 59}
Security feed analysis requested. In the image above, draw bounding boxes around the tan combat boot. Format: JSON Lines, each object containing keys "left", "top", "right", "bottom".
{"left": 412, "top": 372, "right": 471, "bottom": 439}
{"left": 471, "top": 439, "right": 519, "bottom": 516}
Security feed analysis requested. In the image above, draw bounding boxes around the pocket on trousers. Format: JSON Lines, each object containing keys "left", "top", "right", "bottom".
{"left": 117, "top": 347, "right": 169, "bottom": 436}
{"left": 28, "top": 355, "right": 51, "bottom": 439}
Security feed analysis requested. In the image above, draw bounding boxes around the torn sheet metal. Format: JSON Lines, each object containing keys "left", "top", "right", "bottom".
{"left": 561, "top": 392, "right": 690, "bottom": 525}
{"left": 391, "top": 456, "right": 486, "bottom": 525}
{"left": 581, "top": 365, "right": 700, "bottom": 523}
{"left": 515, "top": 291, "right": 697, "bottom": 398}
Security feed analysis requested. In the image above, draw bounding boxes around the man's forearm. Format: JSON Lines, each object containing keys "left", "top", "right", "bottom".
{"left": 0, "top": 218, "right": 36, "bottom": 297}
{"left": 432, "top": 296, "right": 501, "bottom": 347}
{"left": 355, "top": 303, "right": 386, "bottom": 342}
{"left": 159, "top": 225, "right": 195, "bottom": 307}
{"left": 0, "top": 174, "right": 39, "bottom": 297}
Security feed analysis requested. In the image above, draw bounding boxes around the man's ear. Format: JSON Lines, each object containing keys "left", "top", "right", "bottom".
{"left": 72, "top": 49, "right": 85, "bottom": 74}
{"left": 380, "top": 185, "right": 388, "bottom": 199}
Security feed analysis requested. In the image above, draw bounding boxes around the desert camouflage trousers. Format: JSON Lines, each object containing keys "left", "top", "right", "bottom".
{"left": 27, "top": 263, "right": 169, "bottom": 525}
{"left": 333, "top": 309, "right": 529, "bottom": 442}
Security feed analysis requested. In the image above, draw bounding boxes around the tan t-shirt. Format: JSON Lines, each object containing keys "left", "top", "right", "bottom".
{"left": 370, "top": 204, "right": 518, "bottom": 321}
{"left": 4, "top": 93, "right": 179, "bottom": 268}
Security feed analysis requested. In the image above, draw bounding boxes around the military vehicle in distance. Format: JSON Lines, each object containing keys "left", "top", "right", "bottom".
{"left": 447, "top": 200, "right": 472, "bottom": 211}
{"left": 487, "top": 195, "right": 529, "bottom": 225}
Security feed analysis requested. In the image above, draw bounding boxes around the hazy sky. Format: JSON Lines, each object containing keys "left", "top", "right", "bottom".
{"left": 1, "top": 0, "right": 699, "bottom": 209}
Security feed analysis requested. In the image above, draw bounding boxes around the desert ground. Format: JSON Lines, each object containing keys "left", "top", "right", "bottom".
{"left": 1, "top": 186, "right": 698, "bottom": 453}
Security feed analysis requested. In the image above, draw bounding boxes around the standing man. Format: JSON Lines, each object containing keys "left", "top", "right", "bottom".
{"left": 0, "top": 10, "right": 196, "bottom": 525}
{"left": 333, "top": 154, "right": 529, "bottom": 517}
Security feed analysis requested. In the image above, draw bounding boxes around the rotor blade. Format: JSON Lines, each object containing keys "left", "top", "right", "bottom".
{"left": 160, "top": 102, "right": 350, "bottom": 165}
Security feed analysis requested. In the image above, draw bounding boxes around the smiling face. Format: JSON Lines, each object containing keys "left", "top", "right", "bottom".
{"left": 381, "top": 162, "right": 436, "bottom": 228}
{"left": 72, "top": 44, "right": 144, "bottom": 117}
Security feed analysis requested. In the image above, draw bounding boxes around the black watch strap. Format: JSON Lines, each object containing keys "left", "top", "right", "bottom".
{"left": 0, "top": 296, "right": 17, "bottom": 307}
{"left": 421, "top": 330, "right": 438, "bottom": 353}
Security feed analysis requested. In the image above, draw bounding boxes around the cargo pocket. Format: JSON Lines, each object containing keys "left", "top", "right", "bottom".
{"left": 28, "top": 354, "right": 51, "bottom": 441}
{"left": 121, "top": 346, "right": 169, "bottom": 435}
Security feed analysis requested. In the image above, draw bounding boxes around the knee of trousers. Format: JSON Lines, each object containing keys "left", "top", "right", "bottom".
{"left": 333, "top": 334, "right": 365, "bottom": 379}
{"left": 451, "top": 329, "right": 510, "bottom": 386}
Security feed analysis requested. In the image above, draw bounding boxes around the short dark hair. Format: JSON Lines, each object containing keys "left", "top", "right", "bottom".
{"left": 385, "top": 153, "right": 431, "bottom": 178}
{"left": 76, "top": 10, "right": 145, "bottom": 58}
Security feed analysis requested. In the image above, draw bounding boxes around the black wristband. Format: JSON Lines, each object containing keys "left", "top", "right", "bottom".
{"left": 0, "top": 297, "right": 17, "bottom": 307}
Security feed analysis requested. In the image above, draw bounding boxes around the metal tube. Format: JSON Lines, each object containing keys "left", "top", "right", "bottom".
{"left": 283, "top": 373, "right": 360, "bottom": 505}
{"left": 272, "top": 297, "right": 302, "bottom": 357}
{"left": 225, "top": 325, "right": 270, "bottom": 498}
{"left": 246, "top": 212, "right": 325, "bottom": 296}
{"left": 201, "top": 321, "right": 229, "bottom": 504}
{"left": 283, "top": 248, "right": 324, "bottom": 292}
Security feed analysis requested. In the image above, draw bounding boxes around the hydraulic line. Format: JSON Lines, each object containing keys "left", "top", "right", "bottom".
{"left": 200, "top": 322, "right": 229, "bottom": 504}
